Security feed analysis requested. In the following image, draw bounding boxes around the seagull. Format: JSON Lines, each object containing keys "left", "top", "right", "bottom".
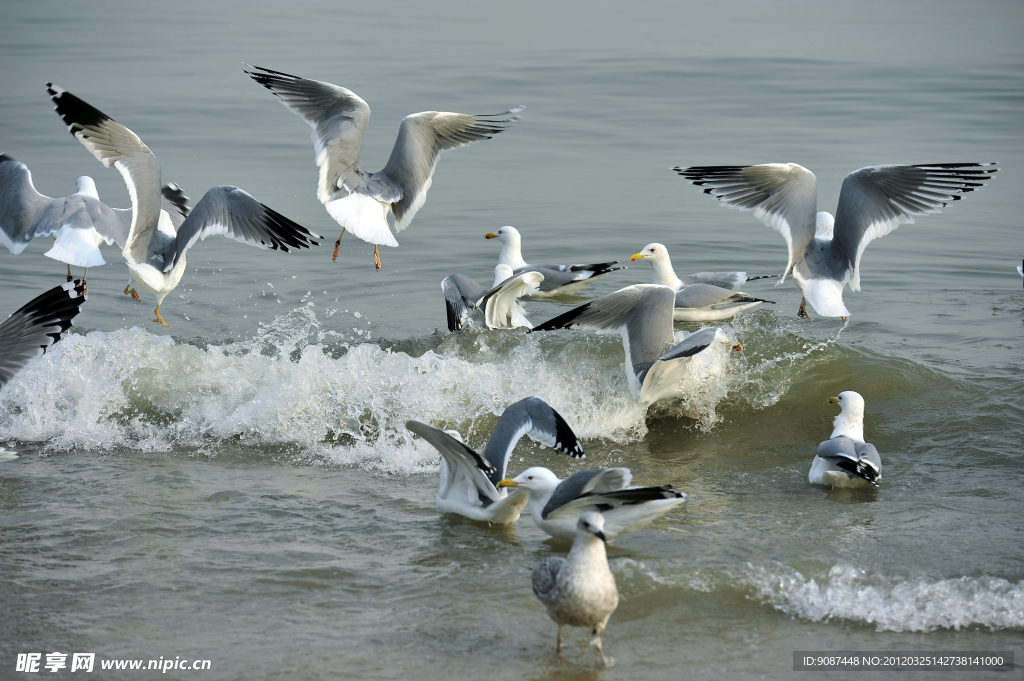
{"left": 531, "top": 511, "right": 619, "bottom": 667}
{"left": 498, "top": 466, "right": 685, "bottom": 540}
{"left": 809, "top": 391, "right": 882, "bottom": 488}
{"left": 405, "top": 396, "right": 585, "bottom": 524}
{"left": 245, "top": 65, "right": 521, "bottom": 271}
{"left": 441, "top": 265, "right": 544, "bottom": 331}
{"left": 485, "top": 226, "right": 622, "bottom": 297}
{"left": 531, "top": 284, "right": 733, "bottom": 404}
{"left": 629, "top": 243, "right": 774, "bottom": 321}
{"left": 1, "top": 153, "right": 131, "bottom": 285}
{"left": 1, "top": 280, "right": 87, "bottom": 391}
{"left": 47, "top": 84, "right": 320, "bottom": 327}
{"left": 675, "top": 163, "right": 997, "bottom": 319}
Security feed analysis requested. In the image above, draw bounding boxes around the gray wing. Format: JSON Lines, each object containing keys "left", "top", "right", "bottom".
{"left": 481, "top": 396, "right": 585, "bottom": 485}
{"left": 244, "top": 65, "right": 371, "bottom": 205}
{"left": 674, "top": 283, "right": 747, "bottom": 309}
{"left": 816, "top": 435, "right": 880, "bottom": 485}
{"left": 48, "top": 84, "right": 163, "bottom": 265}
{"left": 657, "top": 327, "right": 719, "bottom": 363}
{"left": 405, "top": 420, "right": 500, "bottom": 504}
{"left": 0, "top": 155, "right": 129, "bottom": 252}
{"left": 854, "top": 442, "right": 882, "bottom": 479}
{"left": 532, "top": 284, "right": 676, "bottom": 385}
{"left": 675, "top": 164, "right": 818, "bottom": 282}
{"left": 680, "top": 271, "right": 747, "bottom": 290}
{"left": 532, "top": 557, "right": 565, "bottom": 601}
{"left": 830, "top": 163, "right": 997, "bottom": 291}
{"left": 159, "top": 186, "right": 320, "bottom": 272}
{"left": 540, "top": 468, "right": 632, "bottom": 519}
{"left": 0, "top": 281, "right": 86, "bottom": 389}
{"left": 161, "top": 183, "right": 190, "bottom": 231}
{"left": 381, "top": 108, "right": 522, "bottom": 232}
{"left": 441, "top": 273, "right": 485, "bottom": 332}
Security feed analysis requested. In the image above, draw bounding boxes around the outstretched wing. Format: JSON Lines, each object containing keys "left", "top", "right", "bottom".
{"left": 47, "top": 84, "right": 163, "bottom": 265}
{"left": 244, "top": 65, "right": 371, "bottom": 205}
{"left": 831, "top": 163, "right": 997, "bottom": 291}
{"left": 481, "top": 396, "right": 585, "bottom": 485}
{"left": 381, "top": 108, "right": 522, "bottom": 232}
{"left": 0, "top": 153, "right": 58, "bottom": 252}
{"left": 675, "top": 164, "right": 818, "bottom": 283}
{"left": 160, "top": 186, "right": 320, "bottom": 272}
{"left": 405, "top": 420, "right": 500, "bottom": 504}
{"left": 478, "top": 271, "right": 543, "bottom": 329}
{"left": 0, "top": 281, "right": 86, "bottom": 389}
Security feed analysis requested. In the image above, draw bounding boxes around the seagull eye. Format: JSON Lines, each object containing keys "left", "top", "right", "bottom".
{"left": 527, "top": 476, "right": 534, "bottom": 480}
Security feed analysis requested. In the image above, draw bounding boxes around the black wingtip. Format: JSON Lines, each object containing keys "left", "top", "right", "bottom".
{"left": 47, "top": 84, "right": 114, "bottom": 135}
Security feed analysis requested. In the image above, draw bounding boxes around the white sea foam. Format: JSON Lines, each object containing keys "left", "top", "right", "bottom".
{"left": 743, "top": 562, "right": 1024, "bottom": 632}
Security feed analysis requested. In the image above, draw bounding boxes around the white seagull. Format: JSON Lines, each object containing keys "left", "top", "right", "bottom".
{"left": 485, "top": 226, "right": 622, "bottom": 297}
{"left": 245, "top": 65, "right": 522, "bottom": 270}
{"left": 629, "top": 243, "right": 774, "bottom": 321}
{"left": 675, "top": 163, "right": 997, "bottom": 319}
{"left": 531, "top": 511, "right": 619, "bottom": 667}
{"left": 0, "top": 154, "right": 131, "bottom": 284}
{"left": 441, "top": 265, "right": 544, "bottom": 331}
{"left": 531, "top": 284, "right": 733, "bottom": 404}
{"left": 809, "top": 391, "right": 882, "bottom": 488}
{"left": 1, "top": 280, "right": 87, "bottom": 391}
{"left": 405, "top": 396, "right": 584, "bottom": 525}
{"left": 498, "top": 466, "right": 685, "bottom": 540}
{"left": 47, "top": 84, "right": 320, "bottom": 327}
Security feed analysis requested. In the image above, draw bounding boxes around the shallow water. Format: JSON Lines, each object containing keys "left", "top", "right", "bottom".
{"left": 1, "top": 0, "right": 1022, "bottom": 679}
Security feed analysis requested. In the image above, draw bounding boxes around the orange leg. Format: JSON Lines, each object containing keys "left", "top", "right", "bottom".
{"left": 152, "top": 304, "right": 172, "bottom": 328}
{"left": 374, "top": 245, "right": 381, "bottom": 271}
{"left": 332, "top": 228, "right": 345, "bottom": 263}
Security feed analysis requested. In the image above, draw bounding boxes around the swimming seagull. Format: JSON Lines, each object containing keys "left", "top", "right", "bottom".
{"left": 530, "top": 511, "right": 619, "bottom": 667}
{"left": 485, "top": 226, "right": 622, "bottom": 297}
{"left": 0, "top": 280, "right": 87, "bottom": 391}
{"left": 674, "top": 163, "right": 997, "bottom": 319}
{"left": 441, "top": 265, "right": 544, "bottom": 331}
{"left": 531, "top": 284, "right": 731, "bottom": 404}
{"left": 629, "top": 242, "right": 774, "bottom": 321}
{"left": 405, "top": 396, "right": 585, "bottom": 524}
{"left": 809, "top": 391, "right": 882, "bottom": 488}
{"left": 498, "top": 466, "right": 685, "bottom": 540}
{"left": 244, "top": 65, "right": 522, "bottom": 271}
{"left": 0, "top": 153, "right": 131, "bottom": 285}
{"left": 47, "top": 84, "right": 320, "bottom": 327}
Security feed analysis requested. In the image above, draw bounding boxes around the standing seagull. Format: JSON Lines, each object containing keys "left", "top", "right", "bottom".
{"left": 809, "top": 391, "right": 882, "bottom": 488}
{"left": 1, "top": 153, "right": 130, "bottom": 285}
{"left": 441, "top": 265, "right": 544, "bottom": 331}
{"left": 47, "top": 84, "right": 320, "bottom": 327}
{"left": 485, "top": 226, "right": 621, "bottom": 297}
{"left": 499, "top": 466, "right": 685, "bottom": 540}
{"left": 405, "top": 396, "right": 584, "bottom": 524}
{"left": 630, "top": 243, "right": 774, "bottom": 321}
{"left": 531, "top": 284, "right": 730, "bottom": 404}
{"left": 0, "top": 280, "right": 87, "bottom": 391}
{"left": 674, "top": 163, "right": 997, "bottom": 319}
{"left": 245, "top": 65, "right": 522, "bottom": 270}
{"left": 531, "top": 511, "right": 619, "bottom": 667}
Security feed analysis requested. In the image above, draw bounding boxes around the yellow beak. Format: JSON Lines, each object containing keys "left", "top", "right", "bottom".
{"left": 630, "top": 253, "right": 647, "bottom": 261}
{"left": 828, "top": 396, "right": 839, "bottom": 404}
{"left": 496, "top": 478, "right": 518, "bottom": 488}
{"left": 485, "top": 232, "right": 498, "bottom": 239}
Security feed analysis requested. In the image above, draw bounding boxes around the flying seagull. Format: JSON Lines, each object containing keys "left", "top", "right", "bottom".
{"left": 1, "top": 280, "right": 87, "bottom": 391}
{"left": 441, "top": 265, "right": 543, "bottom": 331}
{"left": 531, "top": 511, "right": 619, "bottom": 667}
{"left": 245, "top": 64, "right": 522, "bottom": 270}
{"left": 485, "top": 226, "right": 621, "bottom": 297}
{"left": 405, "top": 396, "right": 584, "bottom": 524}
{"left": 675, "top": 163, "right": 997, "bottom": 319}
{"left": 47, "top": 84, "right": 320, "bottom": 327}
{"left": 531, "top": 284, "right": 731, "bottom": 404}
{"left": 809, "top": 391, "right": 882, "bottom": 488}
{"left": 629, "top": 242, "right": 774, "bottom": 321}
{"left": 498, "top": 466, "right": 685, "bottom": 540}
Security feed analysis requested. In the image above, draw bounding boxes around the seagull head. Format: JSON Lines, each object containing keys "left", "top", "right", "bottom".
{"left": 75, "top": 176, "right": 99, "bottom": 200}
{"left": 828, "top": 391, "right": 866, "bottom": 441}
{"left": 484, "top": 225, "right": 520, "bottom": 243}
{"left": 815, "top": 212, "right": 835, "bottom": 241}
{"left": 577, "top": 511, "right": 608, "bottom": 543}
{"left": 630, "top": 243, "right": 679, "bottom": 287}
{"left": 497, "top": 466, "right": 560, "bottom": 499}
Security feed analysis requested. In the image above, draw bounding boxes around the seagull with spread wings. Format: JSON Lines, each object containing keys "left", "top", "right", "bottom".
{"left": 675, "top": 163, "right": 996, "bottom": 319}
{"left": 47, "top": 84, "right": 320, "bottom": 327}
{"left": 245, "top": 65, "right": 522, "bottom": 270}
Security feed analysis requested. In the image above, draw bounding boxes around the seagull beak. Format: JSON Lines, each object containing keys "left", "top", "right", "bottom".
{"left": 828, "top": 396, "right": 839, "bottom": 404}
{"left": 595, "top": 530, "right": 608, "bottom": 543}
{"left": 497, "top": 478, "right": 517, "bottom": 488}
{"left": 629, "top": 253, "right": 646, "bottom": 261}
{"left": 485, "top": 232, "right": 498, "bottom": 239}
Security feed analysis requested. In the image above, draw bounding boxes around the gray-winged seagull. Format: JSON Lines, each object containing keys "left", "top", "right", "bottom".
{"left": 809, "top": 391, "right": 882, "bottom": 488}
{"left": 485, "top": 226, "right": 621, "bottom": 297}
{"left": 441, "top": 265, "right": 543, "bottom": 331}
